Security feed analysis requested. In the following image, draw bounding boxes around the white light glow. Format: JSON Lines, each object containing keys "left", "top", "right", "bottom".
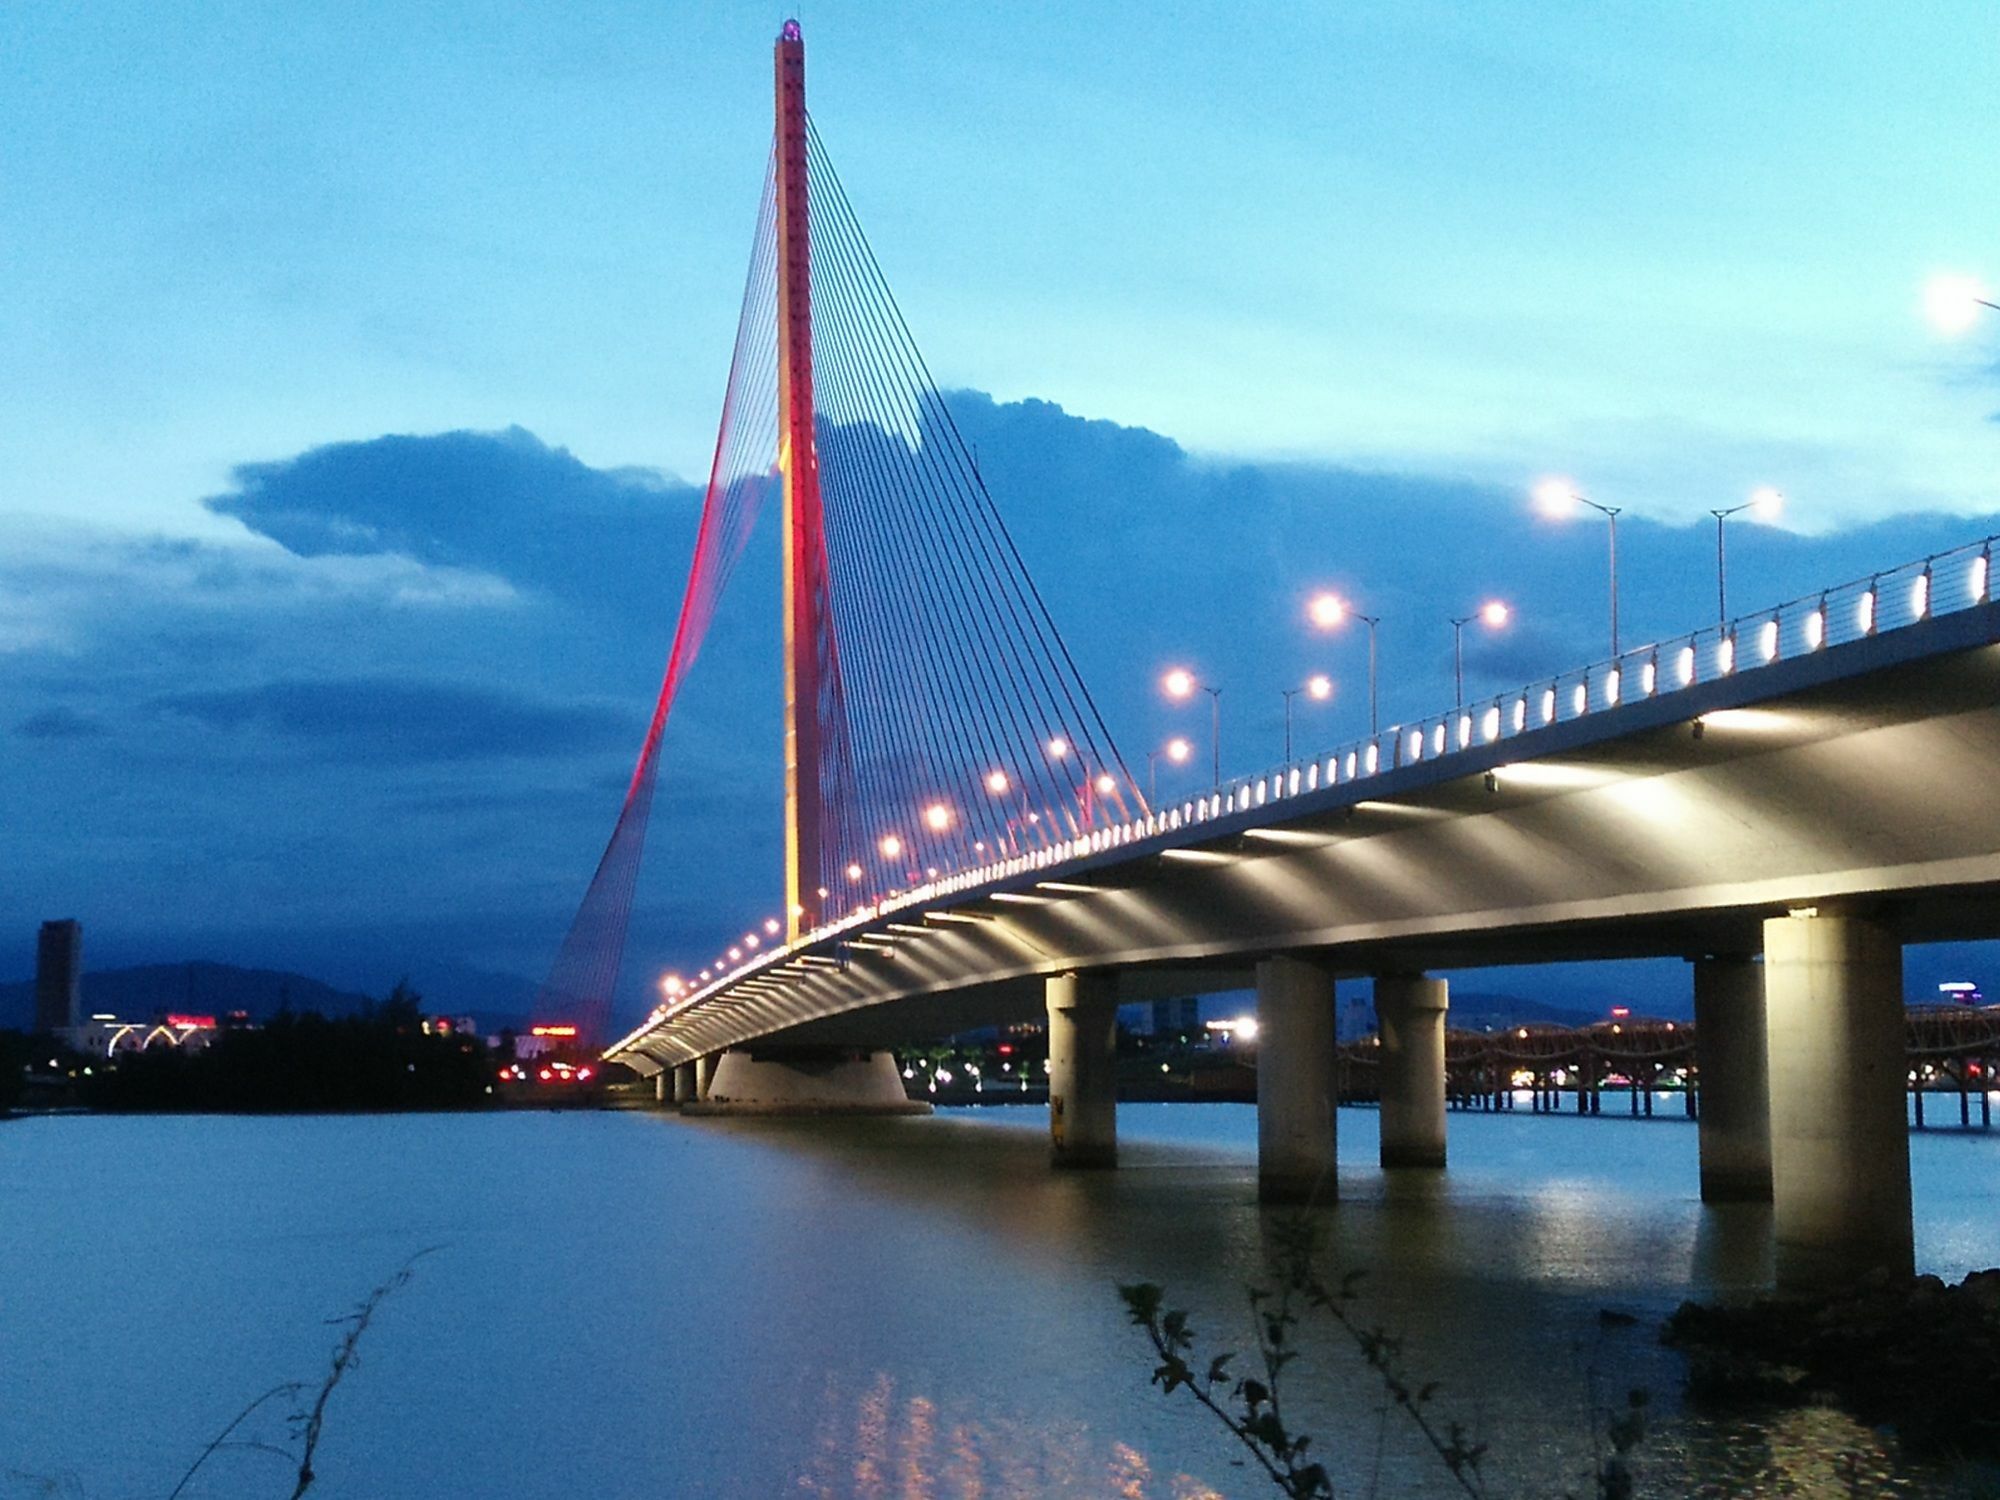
{"left": 1717, "top": 636, "right": 1735, "bottom": 675}
{"left": 1047, "top": 735, "right": 1070, "bottom": 759}
{"left": 1541, "top": 687, "right": 1557, "bottom": 724}
{"left": 1482, "top": 706, "right": 1501, "bottom": 742}
{"left": 1677, "top": 644, "right": 1695, "bottom": 685}
{"left": 1911, "top": 571, "right": 1930, "bottom": 620}
{"left": 1858, "top": 589, "right": 1876, "bottom": 634}
{"left": 1572, "top": 682, "right": 1587, "bottom": 716}
{"left": 1924, "top": 272, "right": 1992, "bottom": 336}
{"left": 1974, "top": 554, "right": 1991, "bottom": 603}
{"left": 1307, "top": 673, "right": 1333, "bottom": 700}
{"left": 1641, "top": 660, "right": 1656, "bottom": 696}
{"left": 879, "top": 833, "right": 904, "bottom": 859}
{"left": 1605, "top": 668, "right": 1620, "bottom": 706}
{"left": 924, "top": 803, "right": 952, "bottom": 832}
{"left": 1479, "top": 599, "right": 1510, "bottom": 628}
{"left": 1166, "top": 735, "right": 1192, "bottom": 764}
{"left": 985, "top": 768, "right": 1010, "bottom": 795}
{"left": 1512, "top": 697, "right": 1526, "bottom": 732}
{"left": 1805, "top": 609, "right": 1825, "bottom": 649}
{"left": 1094, "top": 773, "right": 1116, "bottom": 795}
{"left": 1760, "top": 619, "right": 1779, "bottom": 662}
{"left": 1533, "top": 477, "right": 1579, "bottom": 517}
{"left": 1307, "top": 592, "right": 1346, "bottom": 629}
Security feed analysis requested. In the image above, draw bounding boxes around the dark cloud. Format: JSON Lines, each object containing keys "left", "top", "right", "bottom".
{"left": 16, "top": 706, "right": 109, "bottom": 739}
{"left": 206, "top": 426, "right": 703, "bottom": 613}
{"left": 148, "top": 677, "right": 637, "bottom": 763}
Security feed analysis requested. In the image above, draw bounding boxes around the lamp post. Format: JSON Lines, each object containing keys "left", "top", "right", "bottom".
{"left": 1163, "top": 668, "right": 1222, "bottom": 786}
{"left": 1278, "top": 674, "right": 1333, "bottom": 763}
{"left": 1450, "top": 601, "right": 1510, "bottom": 707}
{"left": 1307, "top": 593, "right": 1380, "bottom": 734}
{"left": 1535, "top": 479, "right": 1622, "bottom": 657}
{"left": 1710, "top": 487, "right": 1783, "bottom": 625}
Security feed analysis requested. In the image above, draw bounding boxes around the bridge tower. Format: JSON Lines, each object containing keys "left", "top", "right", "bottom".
{"left": 774, "top": 19, "right": 828, "bottom": 941}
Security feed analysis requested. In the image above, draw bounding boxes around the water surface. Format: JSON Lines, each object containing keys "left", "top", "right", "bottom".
{"left": 2, "top": 1104, "right": 1995, "bottom": 1497}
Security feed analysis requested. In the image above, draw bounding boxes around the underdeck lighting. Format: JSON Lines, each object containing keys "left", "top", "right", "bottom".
{"left": 990, "top": 891, "right": 1051, "bottom": 904}
{"left": 1160, "top": 847, "right": 1232, "bottom": 863}
{"left": 1037, "top": 881, "right": 1096, "bottom": 893}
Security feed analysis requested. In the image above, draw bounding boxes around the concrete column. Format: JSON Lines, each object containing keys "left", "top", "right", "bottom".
{"left": 672, "top": 1062, "right": 697, "bottom": 1104}
{"left": 1376, "top": 974, "right": 1448, "bottom": 1169}
{"left": 1047, "top": 972, "right": 1118, "bottom": 1168}
{"left": 694, "top": 1054, "right": 718, "bottom": 1101}
{"left": 1764, "top": 910, "right": 1913, "bottom": 1286}
{"left": 1255, "top": 955, "right": 1337, "bottom": 1203}
{"left": 653, "top": 1070, "right": 669, "bottom": 1104}
{"left": 1692, "top": 956, "right": 1772, "bottom": 1202}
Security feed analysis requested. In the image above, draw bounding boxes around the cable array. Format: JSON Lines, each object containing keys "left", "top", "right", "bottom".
{"left": 805, "top": 118, "right": 1136, "bottom": 919}
{"left": 534, "top": 158, "right": 780, "bottom": 1044}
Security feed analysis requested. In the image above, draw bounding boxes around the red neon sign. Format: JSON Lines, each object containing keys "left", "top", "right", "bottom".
{"left": 166, "top": 1013, "right": 217, "bottom": 1029}
{"left": 530, "top": 1024, "right": 579, "bottom": 1038}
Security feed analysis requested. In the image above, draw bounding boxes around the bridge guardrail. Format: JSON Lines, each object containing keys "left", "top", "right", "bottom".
{"left": 616, "top": 534, "right": 1996, "bottom": 1051}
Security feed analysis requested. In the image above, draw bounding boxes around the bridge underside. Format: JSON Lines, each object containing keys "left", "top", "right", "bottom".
{"left": 614, "top": 608, "right": 2000, "bottom": 1071}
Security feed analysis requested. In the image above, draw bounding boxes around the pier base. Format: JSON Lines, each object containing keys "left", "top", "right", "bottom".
{"left": 1692, "top": 956, "right": 1772, "bottom": 1203}
{"left": 1376, "top": 973, "right": 1448, "bottom": 1170}
{"left": 1047, "top": 971, "right": 1118, "bottom": 1168}
{"left": 1764, "top": 910, "right": 1913, "bottom": 1288}
{"left": 683, "top": 1049, "right": 930, "bottom": 1116}
{"left": 672, "top": 1061, "right": 697, "bottom": 1105}
{"left": 1256, "top": 955, "right": 1337, "bottom": 1203}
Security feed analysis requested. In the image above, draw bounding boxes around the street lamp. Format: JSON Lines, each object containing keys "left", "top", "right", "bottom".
{"left": 1147, "top": 734, "right": 1194, "bottom": 801}
{"left": 1450, "top": 601, "right": 1510, "bottom": 707}
{"left": 1710, "top": 487, "right": 1783, "bottom": 625}
{"left": 1162, "top": 667, "right": 1222, "bottom": 786}
{"left": 1924, "top": 272, "right": 1998, "bottom": 336}
{"left": 1534, "top": 478, "right": 1622, "bottom": 657}
{"left": 1307, "top": 593, "right": 1380, "bottom": 734}
{"left": 1279, "top": 673, "right": 1334, "bottom": 762}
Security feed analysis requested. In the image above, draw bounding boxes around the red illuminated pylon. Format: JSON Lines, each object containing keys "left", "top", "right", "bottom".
{"left": 775, "top": 19, "right": 830, "bottom": 940}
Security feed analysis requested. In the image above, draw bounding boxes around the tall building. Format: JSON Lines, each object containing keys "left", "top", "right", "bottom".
{"left": 35, "top": 919, "right": 82, "bottom": 1034}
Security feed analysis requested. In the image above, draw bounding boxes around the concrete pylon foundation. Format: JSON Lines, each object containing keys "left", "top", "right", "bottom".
{"left": 1047, "top": 971, "right": 1118, "bottom": 1168}
{"left": 1764, "top": 910, "right": 1913, "bottom": 1287}
{"left": 1255, "top": 955, "right": 1337, "bottom": 1203}
{"left": 672, "top": 1062, "right": 697, "bottom": 1105}
{"left": 1692, "top": 956, "right": 1772, "bottom": 1203}
{"left": 684, "top": 1049, "right": 930, "bottom": 1115}
{"left": 1376, "top": 973, "right": 1448, "bottom": 1170}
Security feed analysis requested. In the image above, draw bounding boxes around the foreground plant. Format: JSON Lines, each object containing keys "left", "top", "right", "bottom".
{"left": 1121, "top": 1216, "right": 1646, "bottom": 1498}
{"left": 167, "top": 1248, "right": 436, "bottom": 1499}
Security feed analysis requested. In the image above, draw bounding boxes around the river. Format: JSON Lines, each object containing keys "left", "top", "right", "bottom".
{"left": 2, "top": 1104, "right": 1996, "bottom": 1497}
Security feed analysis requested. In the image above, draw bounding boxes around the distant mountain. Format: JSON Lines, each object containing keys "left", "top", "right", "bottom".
{"left": 0, "top": 961, "right": 379, "bottom": 1031}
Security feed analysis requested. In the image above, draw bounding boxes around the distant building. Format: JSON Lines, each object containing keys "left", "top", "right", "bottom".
{"left": 35, "top": 919, "right": 82, "bottom": 1034}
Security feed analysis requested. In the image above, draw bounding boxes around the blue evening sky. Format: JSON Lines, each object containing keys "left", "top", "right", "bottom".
{"left": 6, "top": 1, "right": 1998, "bottom": 537}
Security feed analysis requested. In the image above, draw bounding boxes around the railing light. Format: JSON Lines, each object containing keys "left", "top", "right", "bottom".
{"left": 1717, "top": 636, "right": 1735, "bottom": 676}
{"left": 1677, "top": 644, "right": 1696, "bottom": 686}
{"left": 1605, "top": 668, "right": 1621, "bottom": 706}
{"left": 1974, "top": 550, "right": 1991, "bottom": 604}
{"left": 1911, "top": 569, "right": 1931, "bottom": 620}
{"left": 1457, "top": 714, "right": 1472, "bottom": 749}
{"left": 1541, "top": 688, "right": 1557, "bottom": 724}
{"left": 1805, "top": 608, "right": 1824, "bottom": 650}
{"left": 1858, "top": 587, "right": 1876, "bottom": 635}
{"left": 1641, "top": 659, "right": 1656, "bottom": 696}
{"left": 1482, "top": 705, "right": 1501, "bottom": 742}
{"left": 1760, "top": 618, "right": 1779, "bottom": 662}
{"left": 1571, "top": 682, "right": 1587, "bottom": 716}
{"left": 1512, "top": 696, "right": 1527, "bottom": 732}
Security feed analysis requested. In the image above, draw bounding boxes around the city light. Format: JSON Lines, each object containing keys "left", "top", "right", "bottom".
{"left": 1162, "top": 667, "right": 1195, "bottom": 699}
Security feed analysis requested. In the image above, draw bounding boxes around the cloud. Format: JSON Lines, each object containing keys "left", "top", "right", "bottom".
{"left": 205, "top": 425, "right": 702, "bottom": 613}
{"left": 148, "top": 677, "right": 637, "bottom": 763}
{"left": 16, "top": 706, "right": 109, "bottom": 739}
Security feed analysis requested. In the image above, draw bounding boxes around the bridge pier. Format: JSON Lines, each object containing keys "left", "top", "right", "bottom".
{"left": 1691, "top": 955, "right": 1772, "bottom": 1202}
{"left": 1047, "top": 971, "right": 1118, "bottom": 1169}
{"left": 653, "top": 1070, "right": 670, "bottom": 1105}
{"left": 687, "top": 1048, "right": 928, "bottom": 1115}
{"left": 672, "top": 1062, "right": 698, "bottom": 1105}
{"left": 1764, "top": 910, "right": 1914, "bottom": 1287}
{"left": 1256, "top": 956, "right": 1337, "bottom": 1203}
{"left": 694, "top": 1054, "right": 718, "bottom": 1101}
{"left": 1376, "top": 974, "right": 1448, "bottom": 1170}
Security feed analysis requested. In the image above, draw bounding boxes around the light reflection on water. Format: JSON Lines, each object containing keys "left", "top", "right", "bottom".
{"left": 0, "top": 1105, "right": 1996, "bottom": 1497}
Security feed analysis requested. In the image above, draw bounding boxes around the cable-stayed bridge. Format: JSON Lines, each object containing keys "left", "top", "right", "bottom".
{"left": 545, "top": 22, "right": 2000, "bottom": 1291}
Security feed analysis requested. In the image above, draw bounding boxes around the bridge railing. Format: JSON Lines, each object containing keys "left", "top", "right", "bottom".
{"left": 619, "top": 535, "right": 1995, "bottom": 1047}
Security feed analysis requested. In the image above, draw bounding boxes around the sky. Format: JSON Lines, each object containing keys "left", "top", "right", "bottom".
{"left": 6, "top": 2, "right": 2000, "bottom": 1019}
